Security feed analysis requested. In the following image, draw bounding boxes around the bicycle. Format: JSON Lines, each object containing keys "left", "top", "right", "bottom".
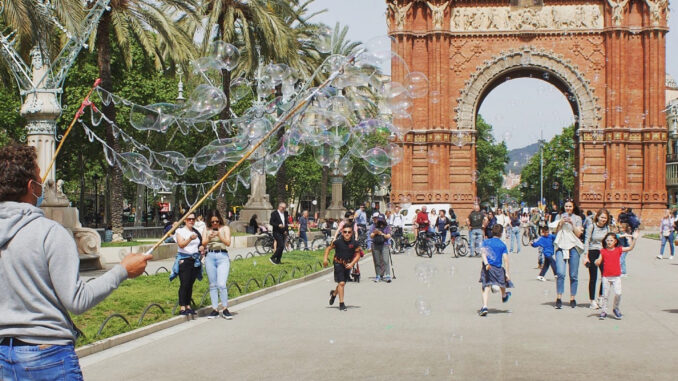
{"left": 414, "top": 231, "right": 434, "bottom": 258}
{"left": 449, "top": 230, "right": 469, "bottom": 257}
{"left": 254, "top": 232, "right": 275, "bottom": 255}
{"left": 357, "top": 225, "right": 368, "bottom": 249}
{"left": 311, "top": 229, "right": 333, "bottom": 250}
{"left": 521, "top": 224, "right": 538, "bottom": 246}
{"left": 391, "top": 227, "right": 413, "bottom": 254}
{"left": 286, "top": 230, "right": 305, "bottom": 251}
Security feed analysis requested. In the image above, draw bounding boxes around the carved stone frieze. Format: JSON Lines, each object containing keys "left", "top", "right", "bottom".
{"left": 449, "top": 4, "right": 603, "bottom": 32}
{"left": 455, "top": 46, "right": 601, "bottom": 131}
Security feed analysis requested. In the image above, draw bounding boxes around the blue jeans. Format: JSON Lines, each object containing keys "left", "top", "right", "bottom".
{"left": 660, "top": 232, "right": 674, "bottom": 256}
{"left": 469, "top": 229, "right": 484, "bottom": 256}
{"left": 300, "top": 231, "right": 308, "bottom": 249}
{"left": 539, "top": 256, "right": 557, "bottom": 277}
{"left": 510, "top": 226, "right": 521, "bottom": 253}
{"left": 621, "top": 252, "right": 627, "bottom": 275}
{"left": 205, "top": 251, "right": 230, "bottom": 310}
{"left": 438, "top": 229, "right": 447, "bottom": 244}
{"left": 555, "top": 248, "right": 580, "bottom": 297}
{"left": 0, "top": 342, "right": 83, "bottom": 380}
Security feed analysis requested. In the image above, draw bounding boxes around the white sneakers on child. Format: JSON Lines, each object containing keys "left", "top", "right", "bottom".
{"left": 589, "top": 300, "right": 599, "bottom": 309}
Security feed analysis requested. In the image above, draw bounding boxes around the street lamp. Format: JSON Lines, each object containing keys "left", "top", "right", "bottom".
{"left": 92, "top": 174, "right": 99, "bottom": 228}
{"left": 539, "top": 130, "right": 545, "bottom": 207}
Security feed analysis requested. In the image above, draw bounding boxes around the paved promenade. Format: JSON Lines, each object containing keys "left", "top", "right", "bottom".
{"left": 81, "top": 235, "right": 678, "bottom": 380}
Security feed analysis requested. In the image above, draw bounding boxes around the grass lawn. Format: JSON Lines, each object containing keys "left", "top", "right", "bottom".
{"left": 643, "top": 233, "right": 660, "bottom": 240}
{"left": 72, "top": 249, "right": 329, "bottom": 346}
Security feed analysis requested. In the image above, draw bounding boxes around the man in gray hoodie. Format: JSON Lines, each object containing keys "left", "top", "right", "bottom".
{"left": 0, "top": 144, "right": 150, "bottom": 379}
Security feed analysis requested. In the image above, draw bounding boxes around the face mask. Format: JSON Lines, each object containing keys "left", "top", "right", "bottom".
{"left": 30, "top": 179, "right": 44, "bottom": 207}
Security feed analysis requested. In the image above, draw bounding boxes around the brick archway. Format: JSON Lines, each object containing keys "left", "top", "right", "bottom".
{"left": 388, "top": 0, "right": 668, "bottom": 225}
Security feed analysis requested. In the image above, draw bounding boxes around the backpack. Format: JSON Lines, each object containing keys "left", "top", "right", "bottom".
{"left": 627, "top": 212, "right": 641, "bottom": 230}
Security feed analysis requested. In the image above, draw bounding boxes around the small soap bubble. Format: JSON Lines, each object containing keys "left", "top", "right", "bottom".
{"left": 415, "top": 296, "right": 432, "bottom": 316}
{"left": 329, "top": 339, "right": 335, "bottom": 344}
{"left": 253, "top": 260, "right": 257, "bottom": 266}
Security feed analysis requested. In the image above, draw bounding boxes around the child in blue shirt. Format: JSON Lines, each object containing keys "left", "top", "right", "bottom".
{"left": 531, "top": 226, "right": 556, "bottom": 281}
{"left": 479, "top": 224, "right": 513, "bottom": 316}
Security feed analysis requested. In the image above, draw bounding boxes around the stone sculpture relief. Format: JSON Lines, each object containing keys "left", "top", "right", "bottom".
{"left": 607, "top": 0, "right": 629, "bottom": 27}
{"left": 390, "top": 1, "right": 413, "bottom": 31}
{"left": 449, "top": 4, "right": 603, "bottom": 32}
{"left": 426, "top": 1, "right": 449, "bottom": 30}
{"left": 644, "top": 0, "right": 668, "bottom": 27}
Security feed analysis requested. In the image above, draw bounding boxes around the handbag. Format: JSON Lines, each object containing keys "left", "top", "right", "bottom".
{"left": 662, "top": 229, "right": 671, "bottom": 237}
{"left": 372, "top": 232, "right": 386, "bottom": 246}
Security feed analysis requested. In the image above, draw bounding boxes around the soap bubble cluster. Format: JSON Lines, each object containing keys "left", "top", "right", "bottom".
{"left": 84, "top": 35, "right": 435, "bottom": 195}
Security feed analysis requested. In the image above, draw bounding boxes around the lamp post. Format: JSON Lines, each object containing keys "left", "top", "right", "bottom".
{"left": 93, "top": 174, "right": 99, "bottom": 228}
{"left": 539, "top": 130, "right": 545, "bottom": 206}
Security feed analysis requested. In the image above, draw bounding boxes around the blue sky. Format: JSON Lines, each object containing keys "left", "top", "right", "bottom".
{"left": 306, "top": 0, "right": 678, "bottom": 150}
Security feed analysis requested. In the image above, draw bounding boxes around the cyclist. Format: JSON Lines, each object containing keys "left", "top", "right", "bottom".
{"left": 415, "top": 206, "right": 431, "bottom": 235}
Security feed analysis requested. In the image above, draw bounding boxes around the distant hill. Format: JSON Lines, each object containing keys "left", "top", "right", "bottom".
{"left": 505, "top": 143, "right": 540, "bottom": 174}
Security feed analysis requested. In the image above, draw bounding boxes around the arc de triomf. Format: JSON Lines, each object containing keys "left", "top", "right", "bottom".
{"left": 388, "top": 0, "right": 669, "bottom": 224}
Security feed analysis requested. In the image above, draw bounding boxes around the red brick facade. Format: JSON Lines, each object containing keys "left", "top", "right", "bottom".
{"left": 388, "top": 0, "right": 668, "bottom": 225}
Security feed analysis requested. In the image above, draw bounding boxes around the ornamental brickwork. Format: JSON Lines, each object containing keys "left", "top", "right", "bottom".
{"left": 387, "top": 0, "right": 669, "bottom": 225}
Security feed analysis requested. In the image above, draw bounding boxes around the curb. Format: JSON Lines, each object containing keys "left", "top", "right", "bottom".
{"left": 76, "top": 254, "right": 372, "bottom": 358}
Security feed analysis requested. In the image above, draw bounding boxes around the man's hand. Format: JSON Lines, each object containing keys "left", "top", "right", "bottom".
{"left": 121, "top": 253, "right": 152, "bottom": 278}
{"left": 323, "top": 259, "right": 329, "bottom": 268}
{"left": 345, "top": 262, "right": 354, "bottom": 269}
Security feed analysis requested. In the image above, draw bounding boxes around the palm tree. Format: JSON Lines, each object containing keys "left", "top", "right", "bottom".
{"left": 92, "top": 0, "right": 197, "bottom": 238}
{"left": 197, "top": 0, "right": 302, "bottom": 216}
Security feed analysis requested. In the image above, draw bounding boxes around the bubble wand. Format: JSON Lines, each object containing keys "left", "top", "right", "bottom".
{"left": 41, "top": 78, "right": 102, "bottom": 183}
{"left": 143, "top": 54, "right": 361, "bottom": 256}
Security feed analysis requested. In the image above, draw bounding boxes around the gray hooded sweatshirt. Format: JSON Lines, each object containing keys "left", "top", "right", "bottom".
{"left": 0, "top": 201, "right": 127, "bottom": 345}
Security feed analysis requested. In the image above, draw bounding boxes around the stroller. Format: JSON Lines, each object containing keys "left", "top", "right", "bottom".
{"left": 349, "top": 247, "right": 365, "bottom": 282}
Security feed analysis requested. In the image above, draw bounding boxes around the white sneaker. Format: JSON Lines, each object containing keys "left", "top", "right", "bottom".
{"left": 670, "top": 256, "right": 674, "bottom": 260}
{"left": 656, "top": 255, "right": 663, "bottom": 259}
{"left": 537, "top": 276, "right": 545, "bottom": 282}
{"left": 589, "top": 300, "right": 599, "bottom": 309}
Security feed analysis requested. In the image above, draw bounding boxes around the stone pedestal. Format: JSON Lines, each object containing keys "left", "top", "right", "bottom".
{"left": 325, "top": 176, "right": 345, "bottom": 219}
{"left": 22, "top": 47, "right": 102, "bottom": 269}
{"left": 40, "top": 180, "right": 103, "bottom": 270}
{"left": 238, "top": 169, "right": 273, "bottom": 232}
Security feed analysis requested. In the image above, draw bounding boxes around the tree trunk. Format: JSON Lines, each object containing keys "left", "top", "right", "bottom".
{"left": 97, "top": 11, "right": 124, "bottom": 238}
{"left": 134, "top": 183, "right": 144, "bottom": 226}
{"left": 216, "top": 68, "right": 232, "bottom": 219}
{"left": 320, "top": 167, "right": 328, "bottom": 217}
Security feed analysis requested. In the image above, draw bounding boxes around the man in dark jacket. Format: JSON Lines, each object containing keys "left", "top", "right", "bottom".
{"left": 269, "top": 202, "right": 289, "bottom": 264}
{"left": 0, "top": 144, "right": 150, "bottom": 378}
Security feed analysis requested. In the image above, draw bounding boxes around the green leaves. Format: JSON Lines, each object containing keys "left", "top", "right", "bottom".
{"left": 476, "top": 115, "right": 509, "bottom": 203}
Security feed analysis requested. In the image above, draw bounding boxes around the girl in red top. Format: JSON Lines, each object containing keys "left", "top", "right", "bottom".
{"left": 594, "top": 231, "right": 639, "bottom": 320}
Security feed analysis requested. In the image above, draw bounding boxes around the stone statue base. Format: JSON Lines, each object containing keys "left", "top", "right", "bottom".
{"left": 238, "top": 170, "right": 273, "bottom": 233}
{"left": 325, "top": 176, "right": 345, "bottom": 220}
{"left": 40, "top": 180, "right": 103, "bottom": 271}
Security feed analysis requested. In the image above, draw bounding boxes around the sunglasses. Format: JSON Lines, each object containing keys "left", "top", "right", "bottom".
{"left": 342, "top": 231, "right": 352, "bottom": 234}
{"left": 186, "top": 218, "right": 195, "bottom": 221}
{"left": 211, "top": 220, "right": 219, "bottom": 224}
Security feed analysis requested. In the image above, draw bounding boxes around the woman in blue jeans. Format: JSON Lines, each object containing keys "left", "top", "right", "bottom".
{"left": 553, "top": 200, "right": 584, "bottom": 309}
{"left": 657, "top": 209, "right": 675, "bottom": 259}
{"left": 509, "top": 211, "right": 521, "bottom": 253}
{"left": 202, "top": 209, "right": 233, "bottom": 319}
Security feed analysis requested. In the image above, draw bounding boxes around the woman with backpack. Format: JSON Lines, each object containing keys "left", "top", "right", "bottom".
{"left": 369, "top": 215, "right": 392, "bottom": 283}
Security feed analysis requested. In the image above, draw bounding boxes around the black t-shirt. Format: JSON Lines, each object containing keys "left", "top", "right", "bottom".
{"left": 333, "top": 238, "right": 360, "bottom": 262}
{"left": 548, "top": 209, "right": 559, "bottom": 222}
{"left": 468, "top": 211, "right": 485, "bottom": 229}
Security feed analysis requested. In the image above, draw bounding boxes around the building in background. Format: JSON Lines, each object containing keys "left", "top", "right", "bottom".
{"left": 665, "top": 74, "right": 678, "bottom": 205}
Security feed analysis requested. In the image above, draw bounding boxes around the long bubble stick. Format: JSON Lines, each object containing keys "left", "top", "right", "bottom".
{"left": 41, "top": 78, "right": 102, "bottom": 183}
{"left": 142, "top": 58, "right": 357, "bottom": 256}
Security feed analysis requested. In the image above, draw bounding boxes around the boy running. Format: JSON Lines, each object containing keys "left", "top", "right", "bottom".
{"left": 531, "top": 226, "right": 557, "bottom": 281}
{"left": 324, "top": 225, "right": 362, "bottom": 311}
{"left": 479, "top": 225, "right": 514, "bottom": 316}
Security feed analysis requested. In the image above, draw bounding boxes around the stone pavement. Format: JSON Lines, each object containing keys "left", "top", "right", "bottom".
{"left": 80, "top": 235, "right": 678, "bottom": 380}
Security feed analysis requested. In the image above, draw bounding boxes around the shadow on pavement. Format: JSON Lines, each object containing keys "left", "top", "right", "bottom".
{"left": 662, "top": 309, "right": 678, "bottom": 313}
